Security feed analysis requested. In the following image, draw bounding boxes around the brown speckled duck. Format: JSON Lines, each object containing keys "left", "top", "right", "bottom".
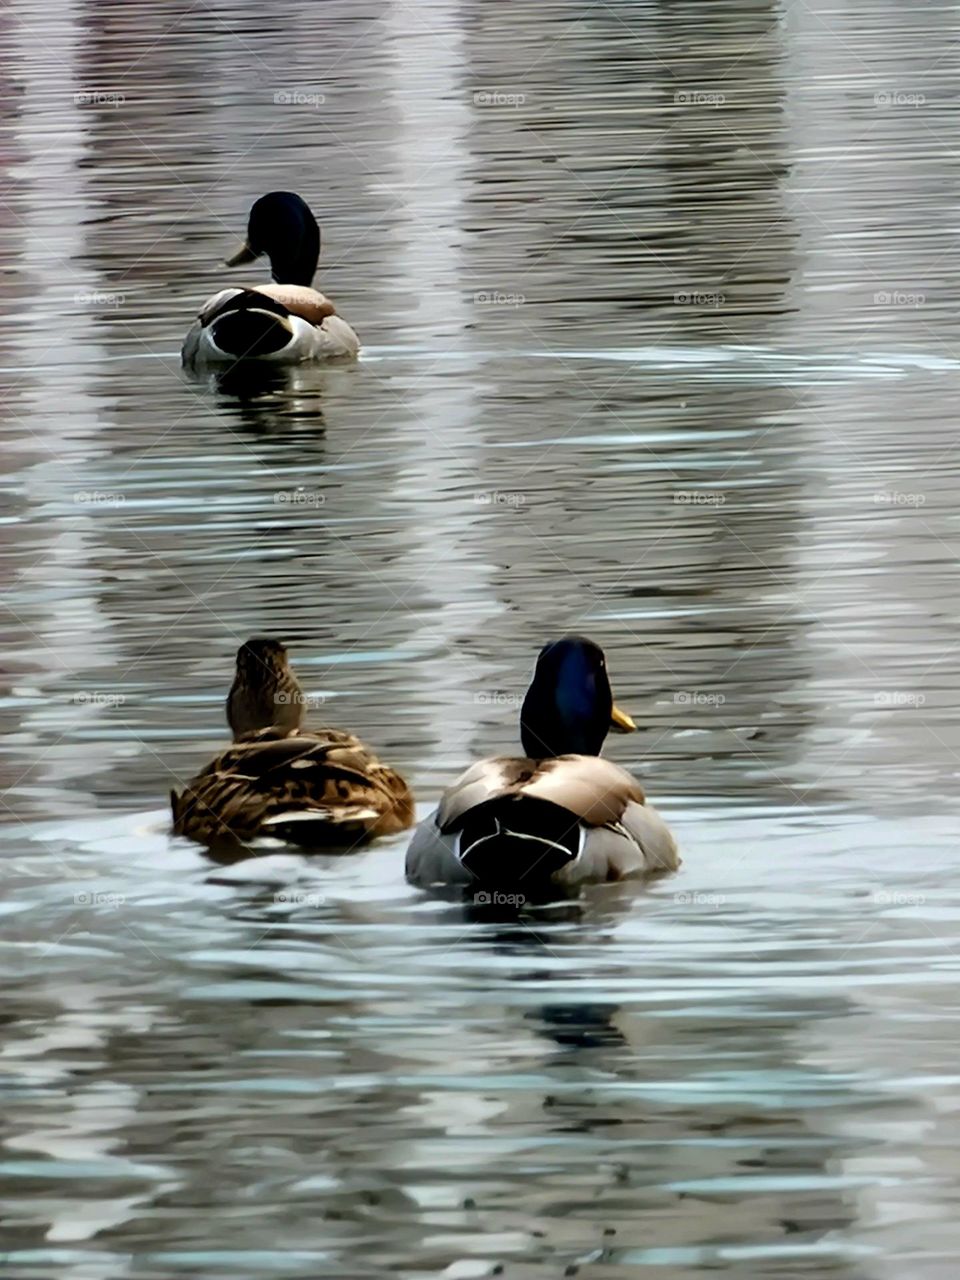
{"left": 171, "top": 638, "right": 413, "bottom": 849}
{"left": 405, "top": 637, "right": 679, "bottom": 892}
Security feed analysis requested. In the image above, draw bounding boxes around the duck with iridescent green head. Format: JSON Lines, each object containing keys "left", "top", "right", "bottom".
{"left": 182, "top": 192, "right": 360, "bottom": 365}
{"left": 405, "top": 636, "right": 679, "bottom": 893}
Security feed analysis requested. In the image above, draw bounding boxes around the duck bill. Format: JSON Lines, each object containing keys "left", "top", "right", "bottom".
{"left": 224, "top": 241, "right": 258, "bottom": 268}
{"left": 610, "top": 703, "right": 636, "bottom": 734}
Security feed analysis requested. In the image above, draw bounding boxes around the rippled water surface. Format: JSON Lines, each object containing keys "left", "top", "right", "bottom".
{"left": 3, "top": 1, "right": 960, "bottom": 1276}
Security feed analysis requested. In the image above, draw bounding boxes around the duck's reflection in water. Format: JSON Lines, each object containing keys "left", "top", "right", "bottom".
{"left": 16, "top": 863, "right": 863, "bottom": 1275}
{"left": 182, "top": 360, "right": 364, "bottom": 437}
{"left": 212, "top": 364, "right": 327, "bottom": 438}
{"left": 377, "top": 886, "right": 862, "bottom": 1271}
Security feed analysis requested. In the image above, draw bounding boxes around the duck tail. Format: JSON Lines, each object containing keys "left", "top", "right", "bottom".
{"left": 454, "top": 796, "right": 582, "bottom": 889}
{"left": 210, "top": 306, "right": 293, "bottom": 359}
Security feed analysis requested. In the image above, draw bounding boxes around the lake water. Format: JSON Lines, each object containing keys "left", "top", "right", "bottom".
{"left": 2, "top": 0, "right": 960, "bottom": 1276}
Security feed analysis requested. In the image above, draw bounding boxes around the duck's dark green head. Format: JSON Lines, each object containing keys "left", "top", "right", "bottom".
{"left": 225, "top": 192, "right": 320, "bottom": 286}
{"left": 520, "top": 635, "right": 636, "bottom": 759}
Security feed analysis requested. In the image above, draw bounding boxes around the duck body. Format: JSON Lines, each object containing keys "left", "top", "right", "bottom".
{"left": 405, "top": 755, "right": 677, "bottom": 890}
{"left": 405, "top": 637, "right": 679, "bottom": 893}
{"left": 172, "top": 725, "right": 414, "bottom": 850}
{"left": 181, "top": 192, "right": 360, "bottom": 366}
{"left": 171, "top": 638, "right": 413, "bottom": 851}
{"left": 181, "top": 286, "right": 360, "bottom": 365}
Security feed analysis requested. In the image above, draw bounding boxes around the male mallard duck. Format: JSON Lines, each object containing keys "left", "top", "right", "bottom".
{"left": 181, "top": 192, "right": 360, "bottom": 365}
{"left": 171, "top": 638, "right": 413, "bottom": 849}
{"left": 405, "top": 636, "right": 679, "bottom": 892}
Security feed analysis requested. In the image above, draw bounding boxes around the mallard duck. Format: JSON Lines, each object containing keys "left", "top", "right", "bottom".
{"left": 171, "top": 638, "right": 413, "bottom": 849}
{"left": 181, "top": 192, "right": 360, "bottom": 365}
{"left": 405, "top": 637, "right": 679, "bottom": 892}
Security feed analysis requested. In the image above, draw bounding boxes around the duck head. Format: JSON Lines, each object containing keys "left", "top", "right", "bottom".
{"left": 234, "top": 636, "right": 290, "bottom": 680}
{"left": 225, "top": 192, "right": 320, "bottom": 286}
{"left": 227, "top": 636, "right": 303, "bottom": 739}
{"left": 520, "top": 635, "right": 635, "bottom": 758}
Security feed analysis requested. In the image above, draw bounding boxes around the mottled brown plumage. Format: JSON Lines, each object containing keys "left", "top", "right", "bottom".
{"left": 171, "top": 726, "right": 415, "bottom": 850}
{"left": 171, "top": 638, "right": 414, "bottom": 851}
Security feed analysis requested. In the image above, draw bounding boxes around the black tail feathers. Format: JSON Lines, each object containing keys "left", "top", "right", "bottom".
{"left": 455, "top": 796, "right": 581, "bottom": 887}
{"left": 211, "top": 307, "right": 291, "bottom": 358}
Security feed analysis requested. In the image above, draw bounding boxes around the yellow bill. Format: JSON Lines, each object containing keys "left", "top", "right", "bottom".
{"left": 610, "top": 703, "right": 636, "bottom": 733}
{"left": 224, "top": 242, "right": 259, "bottom": 268}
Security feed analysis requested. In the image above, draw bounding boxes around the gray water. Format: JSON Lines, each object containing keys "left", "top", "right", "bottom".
{"left": 2, "top": 1, "right": 960, "bottom": 1276}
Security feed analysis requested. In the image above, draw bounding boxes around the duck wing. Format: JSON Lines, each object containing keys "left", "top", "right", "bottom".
{"left": 252, "top": 284, "right": 337, "bottom": 324}
{"left": 436, "top": 754, "right": 644, "bottom": 831}
{"left": 171, "top": 728, "right": 413, "bottom": 849}
{"left": 195, "top": 286, "right": 291, "bottom": 327}
{"left": 557, "top": 798, "right": 680, "bottom": 883}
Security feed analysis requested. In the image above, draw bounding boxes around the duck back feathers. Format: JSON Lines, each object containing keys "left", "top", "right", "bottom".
{"left": 406, "top": 753, "right": 674, "bottom": 890}
{"left": 437, "top": 754, "right": 645, "bottom": 830}
{"left": 172, "top": 728, "right": 414, "bottom": 850}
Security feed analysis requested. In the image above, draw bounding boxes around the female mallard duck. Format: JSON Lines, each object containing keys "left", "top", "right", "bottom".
{"left": 405, "top": 636, "right": 679, "bottom": 892}
{"left": 181, "top": 192, "right": 360, "bottom": 365}
{"left": 171, "top": 638, "right": 413, "bottom": 849}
